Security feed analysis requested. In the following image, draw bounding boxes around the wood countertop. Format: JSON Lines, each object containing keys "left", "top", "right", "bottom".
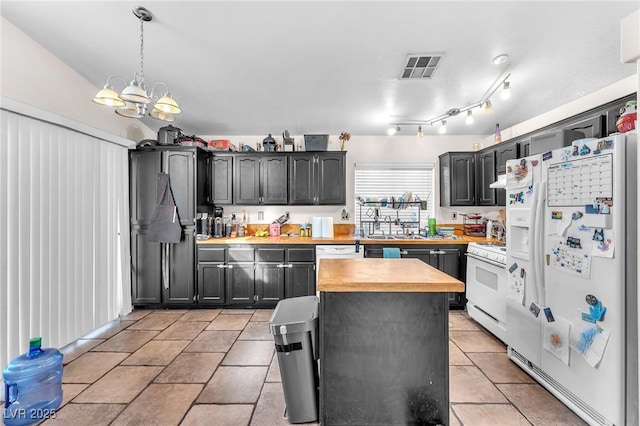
{"left": 317, "top": 258, "right": 465, "bottom": 293}
{"left": 196, "top": 234, "right": 496, "bottom": 245}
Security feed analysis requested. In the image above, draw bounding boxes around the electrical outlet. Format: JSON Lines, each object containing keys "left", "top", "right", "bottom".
{"left": 258, "top": 211, "right": 264, "bottom": 220}
{"left": 451, "top": 212, "right": 457, "bottom": 220}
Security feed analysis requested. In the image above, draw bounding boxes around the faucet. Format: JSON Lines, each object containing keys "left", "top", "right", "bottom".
{"left": 383, "top": 216, "right": 392, "bottom": 235}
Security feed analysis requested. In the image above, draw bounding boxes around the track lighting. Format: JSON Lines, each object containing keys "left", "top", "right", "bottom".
{"left": 417, "top": 125, "right": 424, "bottom": 138}
{"left": 465, "top": 110, "right": 474, "bottom": 125}
{"left": 484, "top": 100, "right": 494, "bottom": 114}
{"left": 438, "top": 120, "right": 447, "bottom": 134}
{"left": 501, "top": 81, "right": 511, "bottom": 100}
{"left": 388, "top": 125, "right": 400, "bottom": 136}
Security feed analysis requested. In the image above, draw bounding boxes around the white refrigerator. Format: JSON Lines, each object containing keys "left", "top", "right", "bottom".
{"left": 505, "top": 133, "right": 638, "bottom": 426}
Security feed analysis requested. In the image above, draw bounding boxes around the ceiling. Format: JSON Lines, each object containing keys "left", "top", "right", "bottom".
{"left": 2, "top": 1, "right": 638, "bottom": 137}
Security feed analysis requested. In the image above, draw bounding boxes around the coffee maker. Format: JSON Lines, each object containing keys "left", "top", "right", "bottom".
{"left": 213, "top": 206, "right": 224, "bottom": 238}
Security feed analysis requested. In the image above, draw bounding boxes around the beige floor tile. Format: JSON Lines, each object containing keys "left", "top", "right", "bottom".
{"left": 198, "top": 366, "right": 268, "bottom": 403}
{"left": 181, "top": 404, "right": 254, "bottom": 426}
{"left": 155, "top": 352, "right": 224, "bottom": 383}
{"left": 450, "top": 366, "right": 508, "bottom": 404}
{"left": 467, "top": 352, "right": 535, "bottom": 384}
{"left": 126, "top": 313, "right": 182, "bottom": 330}
{"left": 150, "top": 309, "right": 189, "bottom": 315}
{"left": 91, "top": 330, "right": 159, "bottom": 352}
{"left": 449, "top": 341, "right": 473, "bottom": 365}
{"left": 62, "top": 352, "right": 129, "bottom": 383}
{"left": 449, "top": 313, "right": 482, "bottom": 331}
{"left": 449, "top": 407, "right": 462, "bottom": 426}
{"left": 121, "top": 340, "right": 190, "bottom": 366}
{"left": 60, "top": 384, "right": 88, "bottom": 407}
{"left": 251, "top": 382, "right": 319, "bottom": 425}
{"left": 497, "top": 384, "right": 588, "bottom": 425}
{"left": 450, "top": 330, "right": 507, "bottom": 353}
{"left": 266, "top": 353, "right": 281, "bottom": 382}
{"left": 221, "top": 308, "right": 256, "bottom": 315}
{"left": 121, "top": 310, "right": 151, "bottom": 321}
{"left": 60, "top": 339, "right": 104, "bottom": 364}
{"left": 206, "top": 314, "right": 252, "bottom": 330}
{"left": 184, "top": 330, "right": 240, "bottom": 352}
{"left": 81, "top": 320, "right": 136, "bottom": 339}
{"left": 40, "top": 403, "right": 125, "bottom": 426}
{"left": 238, "top": 321, "right": 272, "bottom": 340}
{"left": 223, "top": 340, "right": 274, "bottom": 366}
{"left": 155, "top": 320, "right": 209, "bottom": 340}
{"left": 73, "top": 366, "right": 163, "bottom": 403}
{"left": 453, "top": 403, "right": 532, "bottom": 426}
{"left": 251, "top": 309, "right": 274, "bottom": 322}
{"left": 178, "top": 309, "right": 221, "bottom": 322}
{"left": 111, "top": 383, "right": 203, "bottom": 426}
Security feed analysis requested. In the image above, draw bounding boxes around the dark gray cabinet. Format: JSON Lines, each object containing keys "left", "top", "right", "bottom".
{"left": 563, "top": 114, "right": 604, "bottom": 139}
{"left": 439, "top": 152, "right": 475, "bottom": 207}
{"left": 475, "top": 150, "right": 496, "bottom": 206}
{"left": 209, "top": 155, "right": 233, "bottom": 205}
{"left": 289, "top": 152, "right": 346, "bottom": 205}
{"left": 130, "top": 147, "right": 207, "bottom": 307}
{"left": 495, "top": 142, "right": 519, "bottom": 175}
{"left": 364, "top": 244, "right": 466, "bottom": 309}
{"left": 197, "top": 246, "right": 226, "bottom": 305}
{"left": 255, "top": 248, "right": 286, "bottom": 306}
{"left": 518, "top": 139, "right": 531, "bottom": 159}
{"left": 285, "top": 247, "right": 316, "bottom": 298}
{"left": 226, "top": 247, "right": 256, "bottom": 305}
{"left": 234, "top": 154, "right": 288, "bottom": 205}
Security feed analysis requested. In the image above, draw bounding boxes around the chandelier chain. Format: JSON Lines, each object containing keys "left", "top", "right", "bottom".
{"left": 139, "top": 16, "right": 145, "bottom": 85}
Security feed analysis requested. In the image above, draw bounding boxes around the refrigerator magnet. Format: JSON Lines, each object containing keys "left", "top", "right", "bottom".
{"left": 551, "top": 211, "right": 563, "bottom": 220}
{"left": 543, "top": 307, "right": 555, "bottom": 322}
{"left": 585, "top": 294, "right": 598, "bottom": 305}
{"left": 581, "top": 312, "right": 596, "bottom": 323}
{"left": 529, "top": 303, "right": 541, "bottom": 317}
{"left": 571, "top": 211, "right": 583, "bottom": 221}
{"left": 508, "top": 262, "right": 518, "bottom": 274}
{"left": 542, "top": 151, "right": 552, "bottom": 161}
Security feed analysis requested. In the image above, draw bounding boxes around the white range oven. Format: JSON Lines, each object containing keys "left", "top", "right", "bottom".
{"left": 465, "top": 242, "right": 507, "bottom": 343}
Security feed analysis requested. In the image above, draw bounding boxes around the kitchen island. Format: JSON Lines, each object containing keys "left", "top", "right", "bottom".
{"left": 317, "top": 258, "right": 464, "bottom": 425}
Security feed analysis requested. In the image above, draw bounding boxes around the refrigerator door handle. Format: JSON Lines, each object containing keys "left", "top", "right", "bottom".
{"left": 527, "top": 184, "right": 540, "bottom": 303}
{"left": 534, "top": 181, "right": 546, "bottom": 306}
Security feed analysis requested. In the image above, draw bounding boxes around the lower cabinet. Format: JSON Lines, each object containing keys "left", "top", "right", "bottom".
{"left": 364, "top": 244, "right": 467, "bottom": 309}
{"left": 196, "top": 245, "right": 316, "bottom": 307}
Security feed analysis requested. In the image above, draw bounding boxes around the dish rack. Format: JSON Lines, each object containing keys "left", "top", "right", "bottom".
{"left": 461, "top": 213, "right": 485, "bottom": 236}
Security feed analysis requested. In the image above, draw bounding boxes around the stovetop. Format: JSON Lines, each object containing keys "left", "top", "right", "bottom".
{"left": 467, "top": 241, "right": 507, "bottom": 264}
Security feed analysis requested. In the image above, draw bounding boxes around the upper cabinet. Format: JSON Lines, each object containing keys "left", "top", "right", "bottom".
{"left": 495, "top": 141, "right": 519, "bottom": 175}
{"left": 475, "top": 150, "right": 496, "bottom": 206}
{"left": 439, "top": 152, "right": 475, "bottom": 207}
{"left": 289, "top": 152, "right": 346, "bottom": 205}
{"left": 233, "top": 154, "right": 288, "bottom": 205}
{"left": 209, "top": 151, "right": 346, "bottom": 206}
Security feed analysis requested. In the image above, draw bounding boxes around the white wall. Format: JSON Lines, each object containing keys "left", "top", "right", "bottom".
{"left": 0, "top": 17, "right": 154, "bottom": 143}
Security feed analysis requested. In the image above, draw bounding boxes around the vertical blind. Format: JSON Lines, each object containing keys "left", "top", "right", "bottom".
{"left": 354, "top": 163, "right": 435, "bottom": 236}
{"left": 0, "top": 109, "right": 131, "bottom": 369}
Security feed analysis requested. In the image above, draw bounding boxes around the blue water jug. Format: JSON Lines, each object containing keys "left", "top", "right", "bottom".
{"left": 3, "top": 337, "right": 63, "bottom": 426}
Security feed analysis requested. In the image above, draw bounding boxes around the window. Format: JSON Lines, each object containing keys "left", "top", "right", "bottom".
{"left": 354, "top": 163, "right": 435, "bottom": 237}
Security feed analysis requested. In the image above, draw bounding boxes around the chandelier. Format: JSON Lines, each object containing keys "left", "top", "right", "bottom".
{"left": 92, "top": 6, "right": 182, "bottom": 122}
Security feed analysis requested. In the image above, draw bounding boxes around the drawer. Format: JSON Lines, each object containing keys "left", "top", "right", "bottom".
{"left": 287, "top": 247, "right": 315, "bottom": 262}
{"left": 198, "top": 247, "right": 226, "bottom": 262}
{"left": 257, "top": 248, "right": 285, "bottom": 262}
{"left": 227, "top": 248, "right": 255, "bottom": 262}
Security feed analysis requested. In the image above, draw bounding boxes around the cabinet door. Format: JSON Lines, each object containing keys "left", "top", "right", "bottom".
{"left": 317, "top": 153, "right": 346, "bottom": 205}
{"left": 210, "top": 155, "right": 233, "bottom": 205}
{"left": 289, "top": 155, "right": 315, "bottom": 204}
{"left": 286, "top": 264, "right": 316, "bottom": 298}
{"left": 518, "top": 140, "right": 530, "bottom": 158}
{"left": 131, "top": 229, "right": 162, "bottom": 305}
{"left": 130, "top": 150, "right": 160, "bottom": 226}
{"left": 449, "top": 153, "right": 475, "bottom": 206}
{"left": 261, "top": 156, "right": 288, "bottom": 204}
{"left": 564, "top": 114, "right": 604, "bottom": 139}
{"left": 255, "top": 263, "right": 285, "bottom": 306}
{"left": 475, "top": 151, "right": 496, "bottom": 206}
{"left": 226, "top": 263, "right": 255, "bottom": 305}
{"left": 495, "top": 143, "right": 518, "bottom": 175}
{"left": 163, "top": 229, "right": 195, "bottom": 304}
{"left": 198, "top": 263, "right": 226, "bottom": 305}
{"left": 164, "top": 150, "right": 196, "bottom": 226}
{"left": 234, "top": 156, "right": 261, "bottom": 205}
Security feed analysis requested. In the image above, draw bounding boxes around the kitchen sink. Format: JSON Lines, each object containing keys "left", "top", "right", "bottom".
{"left": 363, "top": 235, "right": 398, "bottom": 240}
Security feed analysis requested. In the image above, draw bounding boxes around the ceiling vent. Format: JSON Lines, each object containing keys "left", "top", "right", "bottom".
{"left": 400, "top": 54, "right": 442, "bottom": 79}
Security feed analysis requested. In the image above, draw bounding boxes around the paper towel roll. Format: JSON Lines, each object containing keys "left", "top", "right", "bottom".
{"left": 321, "top": 217, "right": 334, "bottom": 238}
{"left": 311, "top": 217, "right": 323, "bottom": 238}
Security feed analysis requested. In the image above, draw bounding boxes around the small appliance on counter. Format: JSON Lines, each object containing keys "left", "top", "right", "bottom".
{"left": 269, "top": 222, "right": 281, "bottom": 237}
{"left": 157, "top": 125, "right": 184, "bottom": 145}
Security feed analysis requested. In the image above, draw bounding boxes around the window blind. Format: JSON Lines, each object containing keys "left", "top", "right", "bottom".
{"left": 0, "top": 109, "right": 131, "bottom": 369}
{"left": 354, "top": 163, "right": 435, "bottom": 236}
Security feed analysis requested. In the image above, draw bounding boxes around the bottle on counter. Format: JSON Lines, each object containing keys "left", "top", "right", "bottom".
{"left": 486, "top": 220, "right": 493, "bottom": 240}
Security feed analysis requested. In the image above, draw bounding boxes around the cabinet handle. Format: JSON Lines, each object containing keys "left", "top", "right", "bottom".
{"left": 400, "top": 250, "right": 408, "bottom": 255}
{"left": 430, "top": 250, "right": 446, "bottom": 255}
{"left": 228, "top": 264, "right": 234, "bottom": 269}
{"left": 277, "top": 264, "right": 293, "bottom": 268}
{"left": 217, "top": 264, "right": 228, "bottom": 269}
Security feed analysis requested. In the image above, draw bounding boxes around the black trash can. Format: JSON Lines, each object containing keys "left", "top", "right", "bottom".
{"left": 269, "top": 296, "right": 319, "bottom": 424}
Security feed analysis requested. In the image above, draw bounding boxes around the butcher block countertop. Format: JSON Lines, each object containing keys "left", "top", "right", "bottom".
{"left": 317, "top": 258, "right": 465, "bottom": 293}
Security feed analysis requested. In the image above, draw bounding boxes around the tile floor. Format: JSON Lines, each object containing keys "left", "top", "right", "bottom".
{"left": 30, "top": 309, "right": 586, "bottom": 425}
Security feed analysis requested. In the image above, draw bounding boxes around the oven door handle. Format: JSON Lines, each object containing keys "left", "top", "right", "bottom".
{"left": 465, "top": 253, "right": 506, "bottom": 269}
